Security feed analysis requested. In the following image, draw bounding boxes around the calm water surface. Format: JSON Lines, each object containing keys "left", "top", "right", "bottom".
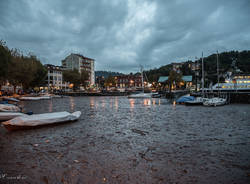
{"left": 0, "top": 96, "right": 250, "bottom": 184}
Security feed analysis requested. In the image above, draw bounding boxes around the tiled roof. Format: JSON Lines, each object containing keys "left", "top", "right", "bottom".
{"left": 73, "top": 53, "right": 94, "bottom": 61}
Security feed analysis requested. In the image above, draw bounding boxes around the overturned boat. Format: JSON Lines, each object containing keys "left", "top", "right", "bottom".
{"left": 0, "top": 104, "right": 21, "bottom": 112}
{"left": 19, "top": 96, "right": 51, "bottom": 101}
{"left": 2, "top": 111, "right": 81, "bottom": 131}
{"left": 0, "top": 112, "right": 25, "bottom": 121}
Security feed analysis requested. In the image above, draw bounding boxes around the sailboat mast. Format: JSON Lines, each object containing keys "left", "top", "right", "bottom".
{"left": 141, "top": 66, "right": 144, "bottom": 92}
{"left": 217, "top": 50, "right": 219, "bottom": 87}
{"left": 202, "top": 52, "right": 204, "bottom": 98}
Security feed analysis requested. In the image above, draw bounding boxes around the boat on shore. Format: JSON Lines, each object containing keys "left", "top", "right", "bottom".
{"left": 2, "top": 111, "right": 81, "bottom": 131}
{"left": 19, "top": 96, "right": 51, "bottom": 101}
{"left": 0, "top": 104, "right": 21, "bottom": 112}
{"left": 2, "top": 97, "right": 20, "bottom": 102}
{"left": 0, "top": 112, "right": 25, "bottom": 121}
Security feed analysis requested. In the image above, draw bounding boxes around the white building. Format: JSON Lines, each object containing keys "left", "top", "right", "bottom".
{"left": 45, "top": 64, "right": 69, "bottom": 90}
{"left": 62, "top": 53, "right": 95, "bottom": 86}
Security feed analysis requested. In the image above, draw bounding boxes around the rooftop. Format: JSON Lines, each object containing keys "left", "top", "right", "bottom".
{"left": 73, "top": 53, "right": 95, "bottom": 61}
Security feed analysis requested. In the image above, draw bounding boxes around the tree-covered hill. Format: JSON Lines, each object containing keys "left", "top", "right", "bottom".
{"left": 145, "top": 50, "right": 250, "bottom": 84}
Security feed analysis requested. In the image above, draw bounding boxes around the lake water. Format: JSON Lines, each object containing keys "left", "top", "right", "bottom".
{"left": 0, "top": 96, "right": 250, "bottom": 183}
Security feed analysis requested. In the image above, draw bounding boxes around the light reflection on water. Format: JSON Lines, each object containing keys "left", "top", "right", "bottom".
{"left": 129, "top": 99, "right": 135, "bottom": 108}
{"left": 114, "top": 97, "right": 119, "bottom": 111}
{"left": 49, "top": 99, "right": 53, "bottom": 112}
{"left": 85, "top": 97, "right": 164, "bottom": 110}
{"left": 143, "top": 99, "right": 151, "bottom": 106}
{"left": 69, "top": 97, "right": 75, "bottom": 111}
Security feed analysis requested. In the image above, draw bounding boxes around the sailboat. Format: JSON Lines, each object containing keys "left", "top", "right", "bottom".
{"left": 185, "top": 53, "right": 209, "bottom": 105}
{"left": 203, "top": 51, "right": 227, "bottom": 106}
{"left": 128, "top": 66, "right": 153, "bottom": 98}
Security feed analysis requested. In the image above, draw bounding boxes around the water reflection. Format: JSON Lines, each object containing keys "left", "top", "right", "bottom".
{"left": 101, "top": 98, "right": 106, "bottom": 108}
{"left": 69, "top": 97, "right": 75, "bottom": 111}
{"left": 109, "top": 98, "right": 113, "bottom": 109}
{"left": 114, "top": 97, "right": 119, "bottom": 111}
{"left": 152, "top": 99, "right": 156, "bottom": 106}
{"left": 85, "top": 97, "right": 165, "bottom": 111}
{"left": 143, "top": 99, "right": 151, "bottom": 106}
{"left": 49, "top": 99, "right": 53, "bottom": 112}
{"left": 129, "top": 99, "right": 135, "bottom": 108}
{"left": 90, "top": 97, "right": 95, "bottom": 109}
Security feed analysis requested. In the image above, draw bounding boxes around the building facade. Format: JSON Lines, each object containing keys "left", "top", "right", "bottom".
{"left": 116, "top": 74, "right": 142, "bottom": 88}
{"left": 62, "top": 53, "right": 95, "bottom": 86}
{"left": 45, "top": 64, "right": 69, "bottom": 90}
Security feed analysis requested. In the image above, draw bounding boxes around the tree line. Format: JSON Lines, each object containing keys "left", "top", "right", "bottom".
{"left": 0, "top": 40, "right": 47, "bottom": 92}
{"left": 0, "top": 41, "right": 90, "bottom": 93}
{"left": 145, "top": 50, "right": 250, "bottom": 85}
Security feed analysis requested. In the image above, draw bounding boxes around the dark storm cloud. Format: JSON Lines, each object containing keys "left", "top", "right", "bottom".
{"left": 0, "top": 0, "right": 249, "bottom": 73}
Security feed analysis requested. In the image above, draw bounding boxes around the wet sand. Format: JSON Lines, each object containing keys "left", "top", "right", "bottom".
{"left": 0, "top": 97, "right": 250, "bottom": 184}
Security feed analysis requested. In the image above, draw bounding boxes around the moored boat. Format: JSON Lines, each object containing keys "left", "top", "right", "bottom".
{"left": 128, "top": 93, "right": 152, "bottom": 98}
{"left": 203, "top": 97, "right": 227, "bottom": 107}
{"left": 176, "top": 95, "right": 195, "bottom": 104}
{"left": 2, "top": 111, "right": 81, "bottom": 131}
{"left": 185, "top": 97, "right": 208, "bottom": 106}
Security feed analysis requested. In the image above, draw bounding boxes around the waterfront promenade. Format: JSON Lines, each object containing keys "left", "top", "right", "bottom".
{"left": 0, "top": 96, "right": 250, "bottom": 183}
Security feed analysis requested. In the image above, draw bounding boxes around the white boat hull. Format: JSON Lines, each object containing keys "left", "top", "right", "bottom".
{"left": 2, "top": 111, "right": 81, "bottom": 131}
{"left": 203, "top": 98, "right": 227, "bottom": 106}
{"left": 20, "top": 96, "right": 51, "bottom": 101}
{"left": 0, "top": 112, "right": 25, "bottom": 121}
{"left": 128, "top": 93, "right": 152, "bottom": 98}
{"left": 0, "top": 104, "right": 21, "bottom": 112}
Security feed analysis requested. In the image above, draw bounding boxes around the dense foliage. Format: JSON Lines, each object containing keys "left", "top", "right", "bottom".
{"left": 145, "top": 50, "right": 250, "bottom": 84}
{"left": 0, "top": 41, "right": 47, "bottom": 92}
{"left": 63, "top": 69, "right": 89, "bottom": 90}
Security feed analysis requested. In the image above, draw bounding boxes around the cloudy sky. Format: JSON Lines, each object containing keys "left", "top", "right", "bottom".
{"left": 0, "top": 0, "right": 250, "bottom": 73}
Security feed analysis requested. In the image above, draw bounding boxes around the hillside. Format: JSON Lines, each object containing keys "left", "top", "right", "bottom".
{"left": 145, "top": 50, "right": 250, "bottom": 83}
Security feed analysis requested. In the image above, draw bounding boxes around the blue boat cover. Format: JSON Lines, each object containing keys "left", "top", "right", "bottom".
{"left": 176, "top": 96, "right": 195, "bottom": 103}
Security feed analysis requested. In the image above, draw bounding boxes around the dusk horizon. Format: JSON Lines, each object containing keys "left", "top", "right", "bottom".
{"left": 1, "top": 0, "right": 250, "bottom": 73}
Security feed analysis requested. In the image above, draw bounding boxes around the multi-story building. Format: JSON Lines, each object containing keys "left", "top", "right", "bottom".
{"left": 62, "top": 53, "right": 95, "bottom": 86}
{"left": 116, "top": 74, "right": 142, "bottom": 88}
{"left": 45, "top": 64, "right": 69, "bottom": 90}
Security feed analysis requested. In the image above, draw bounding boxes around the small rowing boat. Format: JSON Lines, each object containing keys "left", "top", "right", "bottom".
{"left": 2, "top": 111, "right": 81, "bottom": 131}
{"left": 0, "top": 104, "right": 21, "bottom": 112}
{"left": 0, "top": 112, "right": 25, "bottom": 121}
{"left": 19, "top": 96, "right": 51, "bottom": 101}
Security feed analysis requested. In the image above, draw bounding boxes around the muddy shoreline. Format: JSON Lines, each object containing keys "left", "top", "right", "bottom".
{"left": 1, "top": 97, "right": 250, "bottom": 183}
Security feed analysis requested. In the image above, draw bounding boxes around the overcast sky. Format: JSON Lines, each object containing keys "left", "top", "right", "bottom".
{"left": 0, "top": 0, "right": 250, "bottom": 73}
